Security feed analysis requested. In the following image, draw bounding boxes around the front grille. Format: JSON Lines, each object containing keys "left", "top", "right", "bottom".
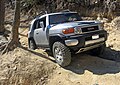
{"left": 81, "top": 26, "right": 99, "bottom": 32}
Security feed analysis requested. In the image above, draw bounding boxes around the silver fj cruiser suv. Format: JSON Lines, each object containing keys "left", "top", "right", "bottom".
{"left": 28, "top": 11, "right": 107, "bottom": 67}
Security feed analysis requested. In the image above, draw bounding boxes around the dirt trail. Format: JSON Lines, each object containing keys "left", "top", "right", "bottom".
{"left": 48, "top": 54, "right": 120, "bottom": 85}
{"left": 0, "top": 8, "right": 120, "bottom": 85}
{"left": 15, "top": 16, "right": 120, "bottom": 85}
{"left": 1, "top": 47, "right": 120, "bottom": 85}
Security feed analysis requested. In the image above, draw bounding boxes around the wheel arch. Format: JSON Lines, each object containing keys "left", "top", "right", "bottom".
{"left": 49, "top": 34, "right": 65, "bottom": 51}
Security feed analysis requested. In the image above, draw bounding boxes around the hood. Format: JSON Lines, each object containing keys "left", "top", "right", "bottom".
{"left": 50, "top": 20, "right": 101, "bottom": 30}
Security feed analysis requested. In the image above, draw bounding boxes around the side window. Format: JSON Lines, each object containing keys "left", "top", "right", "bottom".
{"left": 36, "top": 20, "right": 41, "bottom": 28}
{"left": 34, "top": 17, "right": 46, "bottom": 30}
{"left": 33, "top": 19, "right": 41, "bottom": 30}
{"left": 40, "top": 17, "right": 46, "bottom": 30}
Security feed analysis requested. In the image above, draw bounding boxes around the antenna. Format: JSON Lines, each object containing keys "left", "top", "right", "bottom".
{"left": 45, "top": 11, "right": 48, "bottom": 14}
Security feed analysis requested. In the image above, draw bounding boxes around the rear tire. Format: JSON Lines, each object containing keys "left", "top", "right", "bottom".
{"left": 90, "top": 44, "right": 106, "bottom": 56}
{"left": 52, "top": 42, "right": 71, "bottom": 67}
{"left": 29, "top": 39, "right": 36, "bottom": 50}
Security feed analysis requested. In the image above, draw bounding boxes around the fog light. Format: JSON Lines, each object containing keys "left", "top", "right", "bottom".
{"left": 65, "top": 39, "right": 78, "bottom": 46}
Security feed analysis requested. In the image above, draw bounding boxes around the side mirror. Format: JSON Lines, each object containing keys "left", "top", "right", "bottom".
{"left": 40, "top": 21, "right": 44, "bottom": 28}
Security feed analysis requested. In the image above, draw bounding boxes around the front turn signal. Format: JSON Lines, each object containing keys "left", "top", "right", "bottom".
{"left": 62, "top": 28, "right": 74, "bottom": 34}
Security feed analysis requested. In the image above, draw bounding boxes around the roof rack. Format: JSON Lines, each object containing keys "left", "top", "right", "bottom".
{"left": 61, "top": 9, "right": 71, "bottom": 12}
{"left": 39, "top": 10, "right": 48, "bottom": 15}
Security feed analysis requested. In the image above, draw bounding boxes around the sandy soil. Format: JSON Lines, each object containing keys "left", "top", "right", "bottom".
{"left": 48, "top": 54, "right": 120, "bottom": 85}
{"left": 1, "top": 44, "right": 120, "bottom": 85}
{"left": 22, "top": 16, "right": 120, "bottom": 85}
{"left": 14, "top": 17, "right": 120, "bottom": 85}
{"left": 0, "top": 8, "right": 120, "bottom": 85}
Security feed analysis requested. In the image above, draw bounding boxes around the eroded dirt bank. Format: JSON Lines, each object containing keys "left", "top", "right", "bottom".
{"left": 0, "top": 8, "right": 120, "bottom": 85}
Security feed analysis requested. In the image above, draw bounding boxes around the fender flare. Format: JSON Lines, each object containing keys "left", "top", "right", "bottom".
{"left": 49, "top": 34, "right": 66, "bottom": 50}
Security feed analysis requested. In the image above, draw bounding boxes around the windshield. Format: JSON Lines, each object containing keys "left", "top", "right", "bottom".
{"left": 49, "top": 13, "right": 82, "bottom": 25}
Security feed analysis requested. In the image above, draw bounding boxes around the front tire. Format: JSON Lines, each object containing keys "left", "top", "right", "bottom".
{"left": 52, "top": 42, "right": 71, "bottom": 67}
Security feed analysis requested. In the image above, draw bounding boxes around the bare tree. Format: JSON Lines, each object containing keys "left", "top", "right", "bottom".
{"left": 0, "top": 0, "right": 5, "bottom": 34}
{"left": 2, "top": 0, "right": 20, "bottom": 54}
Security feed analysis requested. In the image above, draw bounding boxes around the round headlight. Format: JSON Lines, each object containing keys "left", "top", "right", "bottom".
{"left": 74, "top": 27, "right": 82, "bottom": 34}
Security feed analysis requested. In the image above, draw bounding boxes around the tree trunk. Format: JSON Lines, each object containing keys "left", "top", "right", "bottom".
{"left": 0, "top": 0, "right": 5, "bottom": 34}
{"left": 11, "top": 0, "right": 20, "bottom": 45}
{"left": 1, "top": 0, "right": 20, "bottom": 54}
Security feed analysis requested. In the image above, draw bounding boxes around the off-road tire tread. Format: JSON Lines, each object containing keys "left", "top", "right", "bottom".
{"left": 53, "top": 42, "right": 71, "bottom": 67}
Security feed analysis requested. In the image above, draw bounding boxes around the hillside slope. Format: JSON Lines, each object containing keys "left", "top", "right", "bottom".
{"left": 0, "top": 6, "right": 120, "bottom": 85}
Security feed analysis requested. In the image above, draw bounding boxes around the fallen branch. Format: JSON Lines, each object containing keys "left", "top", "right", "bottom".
{"left": 0, "top": 44, "right": 6, "bottom": 51}
{"left": 1, "top": 40, "right": 19, "bottom": 54}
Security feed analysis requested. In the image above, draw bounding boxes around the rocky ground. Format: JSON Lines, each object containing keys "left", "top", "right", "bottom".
{"left": 0, "top": 8, "right": 120, "bottom": 85}
{"left": 0, "top": 47, "right": 56, "bottom": 85}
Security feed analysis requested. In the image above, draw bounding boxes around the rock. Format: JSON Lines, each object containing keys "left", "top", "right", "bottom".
{"left": 97, "top": 14, "right": 102, "bottom": 21}
{"left": 41, "top": 77, "right": 45, "bottom": 81}
{"left": 93, "top": 84, "right": 99, "bottom": 85}
{"left": 13, "top": 66, "right": 17, "bottom": 71}
{"left": 108, "top": 44, "right": 113, "bottom": 48}
{"left": 102, "top": 18, "right": 109, "bottom": 23}
{"left": 44, "top": 75, "right": 48, "bottom": 78}
{"left": 0, "top": 35, "right": 8, "bottom": 45}
{"left": 111, "top": 17, "right": 120, "bottom": 30}
{"left": 58, "top": 72, "right": 61, "bottom": 74}
{"left": 22, "top": 42, "right": 26, "bottom": 45}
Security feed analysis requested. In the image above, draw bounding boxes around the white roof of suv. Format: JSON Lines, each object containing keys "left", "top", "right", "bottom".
{"left": 31, "top": 11, "right": 78, "bottom": 24}
{"left": 40, "top": 11, "right": 77, "bottom": 18}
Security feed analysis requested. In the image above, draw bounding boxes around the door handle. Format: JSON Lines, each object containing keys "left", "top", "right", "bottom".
{"left": 36, "top": 33, "right": 39, "bottom": 34}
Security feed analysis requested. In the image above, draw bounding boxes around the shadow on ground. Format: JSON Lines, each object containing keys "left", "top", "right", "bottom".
{"left": 100, "top": 47, "right": 120, "bottom": 62}
{"left": 19, "top": 33, "right": 27, "bottom": 37}
{"left": 65, "top": 47, "right": 120, "bottom": 75}
{"left": 20, "top": 46, "right": 120, "bottom": 75}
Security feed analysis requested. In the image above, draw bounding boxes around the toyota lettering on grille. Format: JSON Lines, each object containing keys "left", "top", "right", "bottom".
{"left": 87, "top": 27, "right": 95, "bottom": 30}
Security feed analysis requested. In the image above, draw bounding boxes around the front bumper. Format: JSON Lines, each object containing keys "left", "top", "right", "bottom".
{"left": 63, "top": 30, "right": 107, "bottom": 51}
